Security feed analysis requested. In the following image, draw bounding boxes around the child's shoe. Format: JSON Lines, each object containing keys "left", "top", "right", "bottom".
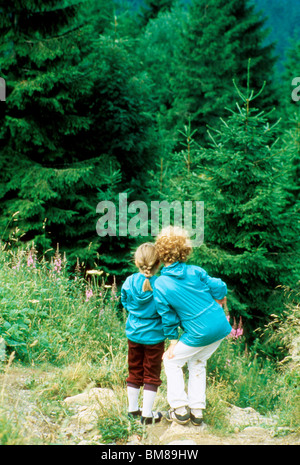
{"left": 190, "top": 409, "right": 203, "bottom": 426}
{"left": 128, "top": 409, "right": 142, "bottom": 419}
{"left": 165, "top": 406, "right": 190, "bottom": 424}
{"left": 141, "top": 411, "right": 163, "bottom": 425}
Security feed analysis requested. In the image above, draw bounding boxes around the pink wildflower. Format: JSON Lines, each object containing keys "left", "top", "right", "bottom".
{"left": 53, "top": 244, "right": 62, "bottom": 274}
{"left": 236, "top": 316, "right": 243, "bottom": 338}
{"left": 85, "top": 287, "right": 93, "bottom": 302}
{"left": 54, "top": 257, "right": 62, "bottom": 274}
{"left": 27, "top": 252, "right": 36, "bottom": 268}
{"left": 227, "top": 315, "right": 244, "bottom": 340}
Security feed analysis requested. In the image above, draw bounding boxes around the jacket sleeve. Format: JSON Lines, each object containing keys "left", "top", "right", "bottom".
{"left": 121, "top": 278, "right": 130, "bottom": 310}
{"left": 199, "top": 268, "right": 227, "bottom": 300}
{"left": 153, "top": 286, "right": 180, "bottom": 340}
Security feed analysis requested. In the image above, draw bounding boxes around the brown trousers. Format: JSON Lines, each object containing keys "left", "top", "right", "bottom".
{"left": 126, "top": 340, "right": 165, "bottom": 392}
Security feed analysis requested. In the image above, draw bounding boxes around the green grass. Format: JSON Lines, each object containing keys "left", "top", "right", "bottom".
{"left": 0, "top": 242, "right": 299, "bottom": 442}
{"left": 0, "top": 242, "right": 126, "bottom": 366}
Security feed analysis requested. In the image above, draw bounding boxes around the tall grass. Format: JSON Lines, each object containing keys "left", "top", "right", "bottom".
{"left": 0, "top": 242, "right": 126, "bottom": 367}
{"left": 0, "top": 241, "right": 299, "bottom": 441}
{"left": 207, "top": 298, "right": 300, "bottom": 431}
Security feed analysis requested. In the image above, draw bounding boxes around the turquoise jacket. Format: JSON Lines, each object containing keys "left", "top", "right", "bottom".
{"left": 153, "top": 262, "right": 231, "bottom": 347}
{"left": 121, "top": 273, "right": 166, "bottom": 345}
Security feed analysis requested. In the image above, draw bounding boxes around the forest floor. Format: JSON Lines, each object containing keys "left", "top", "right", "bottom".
{"left": 1, "top": 365, "right": 299, "bottom": 446}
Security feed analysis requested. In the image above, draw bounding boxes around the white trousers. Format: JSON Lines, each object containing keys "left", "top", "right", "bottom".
{"left": 163, "top": 339, "right": 223, "bottom": 410}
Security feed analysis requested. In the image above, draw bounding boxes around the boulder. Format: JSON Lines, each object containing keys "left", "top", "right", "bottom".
{"left": 64, "top": 387, "right": 115, "bottom": 406}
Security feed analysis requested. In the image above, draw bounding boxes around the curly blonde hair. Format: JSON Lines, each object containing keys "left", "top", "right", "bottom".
{"left": 155, "top": 226, "right": 192, "bottom": 264}
{"left": 134, "top": 242, "right": 160, "bottom": 291}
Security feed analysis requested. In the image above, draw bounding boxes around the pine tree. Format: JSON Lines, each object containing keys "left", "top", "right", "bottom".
{"left": 280, "top": 38, "right": 300, "bottom": 118}
{"left": 197, "top": 80, "right": 299, "bottom": 335}
{"left": 139, "top": 0, "right": 174, "bottom": 27}
{"left": 279, "top": 39, "right": 300, "bottom": 219}
{"left": 135, "top": 3, "right": 188, "bottom": 153}
{"left": 0, "top": 0, "right": 158, "bottom": 275}
{"left": 153, "top": 71, "right": 300, "bottom": 338}
{"left": 170, "top": 0, "right": 278, "bottom": 143}
{"left": 0, "top": 0, "right": 94, "bottom": 248}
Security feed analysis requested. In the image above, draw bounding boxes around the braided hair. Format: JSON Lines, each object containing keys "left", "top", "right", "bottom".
{"left": 134, "top": 243, "right": 160, "bottom": 292}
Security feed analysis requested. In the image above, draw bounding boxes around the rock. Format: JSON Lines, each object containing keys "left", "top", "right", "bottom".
{"left": 226, "top": 405, "right": 275, "bottom": 428}
{"left": 64, "top": 387, "right": 115, "bottom": 406}
{"left": 241, "top": 426, "right": 268, "bottom": 435}
{"left": 76, "top": 405, "right": 99, "bottom": 429}
{"left": 158, "top": 420, "right": 208, "bottom": 445}
{"left": 62, "top": 387, "right": 117, "bottom": 438}
{"left": 126, "top": 434, "right": 143, "bottom": 445}
{"left": 167, "top": 439, "right": 197, "bottom": 445}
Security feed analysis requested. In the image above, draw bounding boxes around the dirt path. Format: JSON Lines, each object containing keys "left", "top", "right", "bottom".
{"left": 0, "top": 366, "right": 299, "bottom": 445}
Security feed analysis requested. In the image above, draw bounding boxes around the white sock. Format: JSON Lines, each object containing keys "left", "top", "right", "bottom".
{"left": 142, "top": 389, "right": 157, "bottom": 418}
{"left": 175, "top": 406, "right": 189, "bottom": 415}
{"left": 191, "top": 408, "right": 203, "bottom": 418}
{"left": 127, "top": 386, "right": 140, "bottom": 412}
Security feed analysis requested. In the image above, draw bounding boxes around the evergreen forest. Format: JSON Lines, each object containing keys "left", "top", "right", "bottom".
{"left": 0, "top": 2, "right": 300, "bottom": 443}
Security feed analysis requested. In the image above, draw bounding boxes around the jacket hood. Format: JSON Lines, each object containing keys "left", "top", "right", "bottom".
{"left": 161, "top": 261, "right": 187, "bottom": 279}
{"left": 129, "top": 273, "right": 156, "bottom": 304}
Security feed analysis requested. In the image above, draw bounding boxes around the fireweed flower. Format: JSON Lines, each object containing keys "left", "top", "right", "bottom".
{"left": 227, "top": 315, "right": 244, "bottom": 340}
{"left": 54, "top": 256, "right": 62, "bottom": 274}
{"left": 236, "top": 316, "right": 244, "bottom": 338}
{"left": 85, "top": 287, "right": 93, "bottom": 302}
{"left": 53, "top": 245, "right": 62, "bottom": 274}
{"left": 27, "top": 252, "right": 36, "bottom": 268}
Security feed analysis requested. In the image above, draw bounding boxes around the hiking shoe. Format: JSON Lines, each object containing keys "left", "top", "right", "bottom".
{"left": 141, "top": 411, "right": 163, "bottom": 425}
{"left": 190, "top": 412, "right": 203, "bottom": 426}
{"left": 165, "top": 407, "right": 190, "bottom": 425}
{"left": 128, "top": 409, "right": 142, "bottom": 419}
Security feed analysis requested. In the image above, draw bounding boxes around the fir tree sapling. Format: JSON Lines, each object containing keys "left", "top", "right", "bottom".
{"left": 152, "top": 64, "right": 300, "bottom": 337}
{"left": 193, "top": 68, "right": 300, "bottom": 335}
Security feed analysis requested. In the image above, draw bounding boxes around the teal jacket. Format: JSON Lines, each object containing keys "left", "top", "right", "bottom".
{"left": 121, "top": 273, "right": 166, "bottom": 345}
{"left": 153, "top": 262, "right": 231, "bottom": 347}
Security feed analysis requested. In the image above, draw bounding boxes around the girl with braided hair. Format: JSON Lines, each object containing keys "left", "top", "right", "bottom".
{"left": 121, "top": 243, "right": 170, "bottom": 424}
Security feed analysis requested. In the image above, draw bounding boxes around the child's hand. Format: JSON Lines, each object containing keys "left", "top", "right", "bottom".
{"left": 163, "top": 340, "right": 178, "bottom": 360}
{"left": 215, "top": 296, "right": 227, "bottom": 307}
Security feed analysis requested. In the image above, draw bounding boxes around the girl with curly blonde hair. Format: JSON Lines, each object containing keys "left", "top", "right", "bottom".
{"left": 153, "top": 226, "right": 231, "bottom": 426}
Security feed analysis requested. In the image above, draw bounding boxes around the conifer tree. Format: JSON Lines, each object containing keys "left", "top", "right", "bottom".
{"left": 139, "top": 0, "right": 174, "bottom": 27}
{"left": 282, "top": 113, "right": 300, "bottom": 212}
{"left": 279, "top": 39, "right": 300, "bottom": 215}
{"left": 280, "top": 38, "right": 300, "bottom": 118}
{"left": 135, "top": 4, "right": 188, "bottom": 153}
{"left": 154, "top": 71, "right": 300, "bottom": 337}
{"left": 170, "top": 0, "right": 278, "bottom": 142}
{"left": 197, "top": 81, "right": 299, "bottom": 334}
{"left": 0, "top": 0, "right": 158, "bottom": 275}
